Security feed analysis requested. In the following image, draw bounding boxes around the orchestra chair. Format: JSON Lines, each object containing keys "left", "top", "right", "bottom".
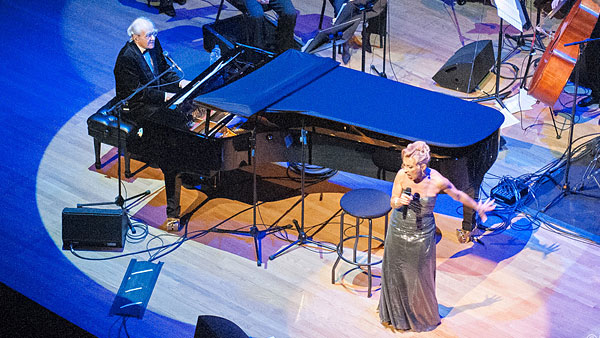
{"left": 331, "top": 188, "right": 391, "bottom": 297}
{"left": 213, "top": 0, "right": 276, "bottom": 45}
{"left": 87, "top": 98, "right": 136, "bottom": 177}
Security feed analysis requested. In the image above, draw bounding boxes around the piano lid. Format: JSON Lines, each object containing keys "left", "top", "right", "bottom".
{"left": 195, "top": 50, "right": 504, "bottom": 148}
{"left": 195, "top": 50, "right": 338, "bottom": 117}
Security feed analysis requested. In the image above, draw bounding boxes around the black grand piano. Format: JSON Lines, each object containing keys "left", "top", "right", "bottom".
{"left": 127, "top": 46, "right": 504, "bottom": 229}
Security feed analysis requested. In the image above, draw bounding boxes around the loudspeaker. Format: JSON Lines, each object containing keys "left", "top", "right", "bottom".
{"left": 194, "top": 315, "right": 249, "bottom": 338}
{"left": 62, "top": 208, "right": 128, "bottom": 250}
{"left": 432, "top": 40, "right": 495, "bottom": 93}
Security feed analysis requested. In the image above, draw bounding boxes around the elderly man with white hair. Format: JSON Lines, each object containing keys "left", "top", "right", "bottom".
{"left": 114, "top": 17, "right": 186, "bottom": 121}
{"left": 114, "top": 17, "right": 191, "bottom": 231}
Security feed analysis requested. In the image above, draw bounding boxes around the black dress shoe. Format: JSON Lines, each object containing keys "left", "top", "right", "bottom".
{"left": 578, "top": 95, "right": 600, "bottom": 107}
{"left": 174, "top": 0, "right": 186, "bottom": 4}
{"left": 159, "top": 4, "right": 176, "bottom": 16}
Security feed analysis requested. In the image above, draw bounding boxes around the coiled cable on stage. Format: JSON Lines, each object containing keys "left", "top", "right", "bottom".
{"left": 286, "top": 162, "right": 338, "bottom": 183}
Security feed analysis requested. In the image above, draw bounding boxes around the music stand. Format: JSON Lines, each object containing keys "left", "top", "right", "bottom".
{"left": 504, "top": 0, "right": 534, "bottom": 51}
{"left": 474, "top": 0, "right": 529, "bottom": 109}
{"left": 521, "top": 0, "right": 569, "bottom": 91}
{"left": 302, "top": 17, "right": 361, "bottom": 61}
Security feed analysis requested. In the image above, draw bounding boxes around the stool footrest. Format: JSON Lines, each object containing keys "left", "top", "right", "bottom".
{"left": 335, "top": 235, "right": 384, "bottom": 267}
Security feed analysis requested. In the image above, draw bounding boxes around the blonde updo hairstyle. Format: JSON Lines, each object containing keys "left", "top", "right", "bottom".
{"left": 402, "top": 141, "right": 431, "bottom": 166}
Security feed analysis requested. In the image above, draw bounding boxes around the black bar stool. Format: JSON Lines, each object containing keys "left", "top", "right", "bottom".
{"left": 331, "top": 188, "right": 391, "bottom": 297}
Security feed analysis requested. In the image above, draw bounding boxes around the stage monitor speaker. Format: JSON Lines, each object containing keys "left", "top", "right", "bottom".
{"left": 62, "top": 207, "right": 128, "bottom": 250}
{"left": 194, "top": 315, "right": 249, "bottom": 338}
{"left": 432, "top": 40, "right": 494, "bottom": 93}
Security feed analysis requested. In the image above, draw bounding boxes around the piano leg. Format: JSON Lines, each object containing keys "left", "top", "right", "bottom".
{"left": 461, "top": 184, "right": 479, "bottom": 232}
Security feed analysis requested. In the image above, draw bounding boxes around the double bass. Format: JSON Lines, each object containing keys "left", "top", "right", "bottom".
{"left": 528, "top": 0, "right": 600, "bottom": 106}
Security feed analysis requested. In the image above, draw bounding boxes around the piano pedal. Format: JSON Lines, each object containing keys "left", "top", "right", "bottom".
{"left": 456, "top": 229, "right": 472, "bottom": 244}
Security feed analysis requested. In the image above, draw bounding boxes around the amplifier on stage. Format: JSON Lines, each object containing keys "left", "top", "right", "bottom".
{"left": 62, "top": 207, "right": 129, "bottom": 250}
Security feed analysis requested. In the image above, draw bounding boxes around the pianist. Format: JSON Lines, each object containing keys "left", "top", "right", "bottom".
{"left": 114, "top": 17, "right": 190, "bottom": 230}
{"left": 114, "top": 17, "right": 188, "bottom": 122}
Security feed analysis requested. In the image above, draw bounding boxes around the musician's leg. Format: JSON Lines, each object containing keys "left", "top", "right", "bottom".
{"left": 163, "top": 169, "right": 182, "bottom": 230}
{"left": 268, "top": 0, "right": 298, "bottom": 52}
{"left": 244, "top": 0, "right": 267, "bottom": 50}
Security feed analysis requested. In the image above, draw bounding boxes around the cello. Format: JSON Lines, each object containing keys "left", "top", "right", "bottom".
{"left": 528, "top": 0, "right": 600, "bottom": 106}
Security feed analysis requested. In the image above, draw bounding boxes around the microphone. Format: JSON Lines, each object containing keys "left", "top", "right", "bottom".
{"left": 402, "top": 187, "right": 411, "bottom": 219}
{"left": 163, "top": 51, "right": 182, "bottom": 72}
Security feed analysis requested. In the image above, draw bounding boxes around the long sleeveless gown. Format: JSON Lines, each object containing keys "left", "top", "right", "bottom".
{"left": 378, "top": 196, "right": 440, "bottom": 331}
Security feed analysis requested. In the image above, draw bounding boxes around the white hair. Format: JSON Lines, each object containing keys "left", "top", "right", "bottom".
{"left": 127, "top": 17, "right": 154, "bottom": 39}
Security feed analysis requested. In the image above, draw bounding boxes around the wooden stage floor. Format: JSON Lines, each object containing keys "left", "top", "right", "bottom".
{"left": 1, "top": 0, "right": 599, "bottom": 337}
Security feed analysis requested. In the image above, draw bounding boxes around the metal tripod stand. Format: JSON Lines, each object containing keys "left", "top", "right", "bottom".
{"left": 269, "top": 123, "right": 336, "bottom": 261}
{"left": 541, "top": 39, "right": 600, "bottom": 212}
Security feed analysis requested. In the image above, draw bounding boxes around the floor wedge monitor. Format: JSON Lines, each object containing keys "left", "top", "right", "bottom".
{"left": 433, "top": 40, "right": 494, "bottom": 93}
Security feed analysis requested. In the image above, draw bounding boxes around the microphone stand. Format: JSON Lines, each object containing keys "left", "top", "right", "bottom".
{"left": 77, "top": 63, "right": 180, "bottom": 232}
{"left": 269, "top": 120, "right": 336, "bottom": 262}
{"left": 541, "top": 38, "right": 600, "bottom": 213}
{"left": 370, "top": 2, "right": 388, "bottom": 78}
{"left": 208, "top": 114, "right": 292, "bottom": 266}
{"left": 354, "top": 0, "right": 376, "bottom": 73}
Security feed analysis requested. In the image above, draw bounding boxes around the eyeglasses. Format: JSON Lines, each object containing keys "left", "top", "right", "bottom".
{"left": 142, "top": 30, "right": 158, "bottom": 39}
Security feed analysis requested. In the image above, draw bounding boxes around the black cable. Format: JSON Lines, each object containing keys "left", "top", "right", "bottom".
{"left": 122, "top": 317, "right": 131, "bottom": 338}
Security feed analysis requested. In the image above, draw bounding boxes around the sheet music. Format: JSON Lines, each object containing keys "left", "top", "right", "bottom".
{"left": 496, "top": 0, "right": 528, "bottom": 31}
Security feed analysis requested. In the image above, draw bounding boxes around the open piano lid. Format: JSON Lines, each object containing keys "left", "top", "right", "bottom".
{"left": 195, "top": 50, "right": 504, "bottom": 148}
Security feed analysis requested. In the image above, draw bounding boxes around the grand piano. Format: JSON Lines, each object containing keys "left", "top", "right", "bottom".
{"left": 128, "top": 46, "right": 504, "bottom": 228}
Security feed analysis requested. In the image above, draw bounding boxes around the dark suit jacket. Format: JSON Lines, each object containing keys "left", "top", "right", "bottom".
{"left": 113, "top": 38, "right": 181, "bottom": 121}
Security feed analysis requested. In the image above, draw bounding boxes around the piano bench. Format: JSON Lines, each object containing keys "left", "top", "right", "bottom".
{"left": 87, "top": 103, "right": 137, "bottom": 177}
